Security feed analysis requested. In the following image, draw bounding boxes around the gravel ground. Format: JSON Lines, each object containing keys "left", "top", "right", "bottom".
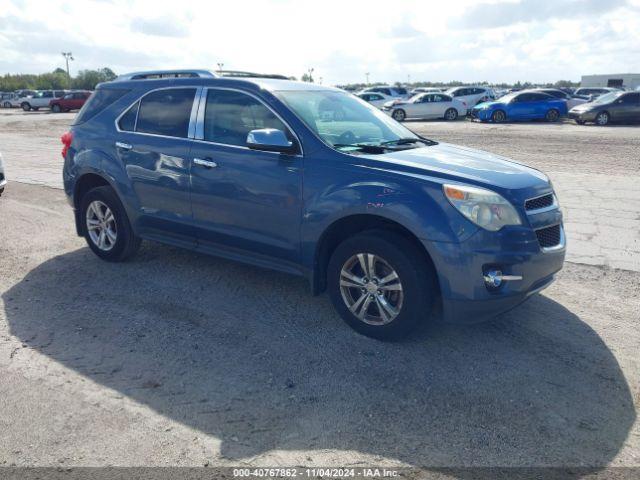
{"left": 0, "top": 110, "right": 639, "bottom": 470}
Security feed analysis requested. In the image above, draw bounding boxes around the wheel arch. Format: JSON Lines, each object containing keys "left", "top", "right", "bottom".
{"left": 72, "top": 172, "right": 115, "bottom": 236}
{"left": 311, "top": 214, "right": 439, "bottom": 296}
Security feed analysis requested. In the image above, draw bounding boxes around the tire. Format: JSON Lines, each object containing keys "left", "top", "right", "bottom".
{"left": 51, "top": 104, "right": 61, "bottom": 113}
{"left": 21, "top": 102, "right": 31, "bottom": 111}
{"left": 79, "top": 186, "right": 141, "bottom": 262}
{"left": 2, "top": 101, "right": 10, "bottom": 108}
{"left": 392, "top": 109, "right": 406, "bottom": 122}
{"left": 595, "top": 111, "right": 610, "bottom": 126}
{"left": 444, "top": 108, "right": 458, "bottom": 121}
{"left": 575, "top": 119, "right": 585, "bottom": 125}
{"left": 327, "top": 231, "right": 436, "bottom": 340}
{"left": 545, "top": 109, "right": 560, "bottom": 122}
{"left": 491, "top": 110, "right": 506, "bottom": 123}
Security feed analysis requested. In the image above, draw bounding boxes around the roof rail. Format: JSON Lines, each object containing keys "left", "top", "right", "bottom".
{"left": 114, "top": 69, "right": 218, "bottom": 81}
{"left": 218, "top": 70, "right": 290, "bottom": 80}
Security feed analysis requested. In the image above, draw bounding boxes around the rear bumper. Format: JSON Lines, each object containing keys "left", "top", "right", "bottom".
{"left": 422, "top": 223, "right": 566, "bottom": 323}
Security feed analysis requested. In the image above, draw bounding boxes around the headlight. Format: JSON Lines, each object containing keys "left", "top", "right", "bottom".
{"left": 443, "top": 184, "right": 522, "bottom": 231}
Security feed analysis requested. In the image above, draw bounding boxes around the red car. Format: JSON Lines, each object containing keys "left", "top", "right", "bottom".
{"left": 49, "top": 91, "right": 92, "bottom": 112}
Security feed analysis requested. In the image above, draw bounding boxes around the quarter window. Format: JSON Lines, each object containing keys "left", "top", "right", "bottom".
{"left": 203, "top": 90, "right": 289, "bottom": 146}
{"left": 118, "top": 101, "right": 139, "bottom": 132}
{"left": 136, "top": 88, "right": 196, "bottom": 138}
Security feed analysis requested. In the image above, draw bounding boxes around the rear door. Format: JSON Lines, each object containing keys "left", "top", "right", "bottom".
{"left": 114, "top": 87, "right": 199, "bottom": 246}
{"left": 613, "top": 93, "right": 640, "bottom": 122}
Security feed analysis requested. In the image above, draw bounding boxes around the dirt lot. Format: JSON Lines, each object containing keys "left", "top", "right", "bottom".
{"left": 0, "top": 110, "right": 639, "bottom": 471}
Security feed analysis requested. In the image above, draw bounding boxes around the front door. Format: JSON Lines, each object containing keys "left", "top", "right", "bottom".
{"left": 188, "top": 88, "right": 303, "bottom": 265}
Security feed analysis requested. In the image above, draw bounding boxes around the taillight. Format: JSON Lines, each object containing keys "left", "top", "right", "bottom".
{"left": 61, "top": 131, "right": 73, "bottom": 159}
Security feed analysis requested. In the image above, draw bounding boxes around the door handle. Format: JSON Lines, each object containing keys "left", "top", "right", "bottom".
{"left": 115, "top": 141, "right": 132, "bottom": 150}
{"left": 194, "top": 158, "right": 218, "bottom": 169}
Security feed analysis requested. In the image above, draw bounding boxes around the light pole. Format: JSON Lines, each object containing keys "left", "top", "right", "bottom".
{"left": 61, "top": 52, "right": 74, "bottom": 77}
{"left": 307, "top": 68, "right": 314, "bottom": 83}
{"left": 365, "top": 72, "right": 370, "bottom": 85}
{"left": 217, "top": 63, "right": 224, "bottom": 73}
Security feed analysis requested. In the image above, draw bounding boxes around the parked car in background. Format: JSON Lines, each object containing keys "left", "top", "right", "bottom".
{"left": 383, "top": 92, "right": 466, "bottom": 121}
{"left": 360, "top": 85, "right": 409, "bottom": 98}
{"left": 1, "top": 92, "right": 16, "bottom": 108}
{"left": 445, "top": 86, "right": 495, "bottom": 110}
{"left": 20, "top": 90, "right": 67, "bottom": 111}
{"left": 408, "top": 87, "right": 443, "bottom": 96}
{"left": 471, "top": 91, "right": 568, "bottom": 123}
{"left": 4, "top": 92, "right": 31, "bottom": 108}
{"left": 573, "top": 87, "right": 617, "bottom": 100}
{"left": 569, "top": 90, "right": 640, "bottom": 125}
{"left": 530, "top": 88, "right": 587, "bottom": 109}
{"left": 0, "top": 153, "right": 5, "bottom": 196}
{"left": 356, "top": 91, "right": 392, "bottom": 109}
{"left": 62, "top": 69, "right": 564, "bottom": 339}
{"left": 49, "top": 91, "right": 92, "bottom": 112}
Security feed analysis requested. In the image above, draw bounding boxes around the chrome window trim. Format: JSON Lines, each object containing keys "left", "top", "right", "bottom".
{"left": 524, "top": 192, "right": 558, "bottom": 215}
{"left": 114, "top": 86, "right": 200, "bottom": 140}
{"left": 534, "top": 222, "right": 566, "bottom": 253}
{"left": 194, "top": 87, "right": 303, "bottom": 157}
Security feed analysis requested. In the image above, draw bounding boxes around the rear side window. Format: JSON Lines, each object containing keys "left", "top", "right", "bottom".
{"left": 74, "top": 88, "right": 128, "bottom": 125}
{"left": 136, "top": 88, "right": 196, "bottom": 138}
{"left": 118, "top": 101, "right": 139, "bottom": 131}
{"left": 203, "top": 89, "right": 289, "bottom": 146}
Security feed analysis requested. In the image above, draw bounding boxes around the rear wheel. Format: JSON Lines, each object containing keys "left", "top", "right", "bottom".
{"left": 327, "top": 231, "right": 436, "bottom": 340}
{"left": 444, "top": 108, "right": 458, "bottom": 121}
{"left": 392, "top": 109, "right": 406, "bottom": 122}
{"left": 80, "top": 186, "right": 141, "bottom": 262}
{"left": 2, "top": 101, "right": 10, "bottom": 108}
{"left": 491, "top": 110, "right": 506, "bottom": 123}
{"left": 545, "top": 108, "right": 560, "bottom": 122}
{"left": 595, "top": 111, "right": 610, "bottom": 126}
{"left": 21, "top": 102, "right": 31, "bottom": 111}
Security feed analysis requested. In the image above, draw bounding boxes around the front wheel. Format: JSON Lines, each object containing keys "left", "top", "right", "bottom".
{"left": 392, "top": 109, "right": 406, "bottom": 122}
{"left": 595, "top": 111, "right": 610, "bottom": 126}
{"left": 21, "top": 102, "right": 31, "bottom": 111}
{"left": 328, "top": 231, "right": 436, "bottom": 340}
{"left": 80, "top": 186, "right": 141, "bottom": 262}
{"left": 444, "top": 108, "right": 458, "bottom": 121}
{"left": 51, "top": 104, "right": 61, "bottom": 113}
{"left": 491, "top": 110, "right": 506, "bottom": 123}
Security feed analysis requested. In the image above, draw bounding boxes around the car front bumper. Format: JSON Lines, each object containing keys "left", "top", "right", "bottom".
{"left": 469, "top": 108, "right": 492, "bottom": 121}
{"left": 422, "top": 222, "right": 566, "bottom": 323}
{"left": 568, "top": 110, "right": 598, "bottom": 122}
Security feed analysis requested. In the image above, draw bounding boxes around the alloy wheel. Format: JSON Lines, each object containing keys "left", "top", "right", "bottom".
{"left": 339, "top": 253, "right": 404, "bottom": 325}
{"left": 596, "top": 112, "right": 609, "bottom": 126}
{"left": 86, "top": 200, "right": 117, "bottom": 251}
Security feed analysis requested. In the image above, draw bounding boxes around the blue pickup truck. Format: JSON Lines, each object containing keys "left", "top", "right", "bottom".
{"left": 62, "top": 70, "right": 565, "bottom": 339}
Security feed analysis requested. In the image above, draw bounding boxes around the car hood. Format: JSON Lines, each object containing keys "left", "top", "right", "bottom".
{"left": 473, "top": 100, "right": 504, "bottom": 109}
{"left": 360, "top": 142, "right": 550, "bottom": 191}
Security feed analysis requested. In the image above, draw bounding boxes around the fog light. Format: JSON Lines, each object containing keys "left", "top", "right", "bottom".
{"left": 483, "top": 269, "right": 523, "bottom": 290}
{"left": 484, "top": 269, "right": 504, "bottom": 288}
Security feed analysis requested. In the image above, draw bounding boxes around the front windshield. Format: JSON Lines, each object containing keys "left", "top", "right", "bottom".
{"left": 497, "top": 92, "right": 518, "bottom": 103}
{"left": 592, "top": 92, "right": 622, "bottom": 104}
{"left": 275, "top": 90, "right": 427, "bottom": 152}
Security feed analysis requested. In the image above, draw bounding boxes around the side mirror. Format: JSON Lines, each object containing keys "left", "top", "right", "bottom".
{"left": 246, "top": 128, "right": 296, "bottom": 154}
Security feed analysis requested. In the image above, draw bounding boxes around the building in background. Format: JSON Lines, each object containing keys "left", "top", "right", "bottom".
{"left": 580, "top": 73, "right": 640, "bottom": 89}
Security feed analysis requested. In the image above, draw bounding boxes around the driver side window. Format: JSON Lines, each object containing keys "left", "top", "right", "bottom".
{"left": 203, "top": 90, "right": 290, "bottom": 147}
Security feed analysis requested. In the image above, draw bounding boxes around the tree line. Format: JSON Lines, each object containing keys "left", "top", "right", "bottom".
{"left": 0, "top": 68, "right": 117, "bottom": 92}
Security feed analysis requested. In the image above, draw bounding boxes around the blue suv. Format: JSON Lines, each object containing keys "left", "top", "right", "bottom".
{"left": 62, "top": 70, "right": 565, "bottom": 339}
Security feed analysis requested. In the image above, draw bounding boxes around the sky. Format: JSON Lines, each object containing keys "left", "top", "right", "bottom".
{"left": 1, "top": 0, "right": 639, "bottom": 85}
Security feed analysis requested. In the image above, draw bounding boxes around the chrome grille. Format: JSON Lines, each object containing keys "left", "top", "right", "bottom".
{"left": 536, "top": 224, "right": 561, "bottom": 249}
{"left": 525, "top": 193, "right": 554, "bottom": 211}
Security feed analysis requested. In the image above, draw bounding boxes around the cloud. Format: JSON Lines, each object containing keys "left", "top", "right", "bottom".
{"left": 130, "top": 16, "right": 188, "bottom": 38}
{"left": 451, "top": 0, "right": 628, "bottom": 29}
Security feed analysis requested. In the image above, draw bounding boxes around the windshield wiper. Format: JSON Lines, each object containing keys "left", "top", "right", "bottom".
{"left": 381, "top": 137, "right": 437, "bottom": 146}
{"left": 333, "top": 143, "right": 388, "bottom": 153}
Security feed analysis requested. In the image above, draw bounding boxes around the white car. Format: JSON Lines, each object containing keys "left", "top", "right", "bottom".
{"left": 445, "top": 86, "right": 495, "bottom": 110}
{"left": 0, "top": 153, "right": 5, "bottom": 196}
{"left": 19, "top": 90, "right": 67, "bottom": 111}
{"left": 382, "top": 92, "right": 466, "bottom": 121}
{"left": 357, "top": 92, "right": 393, "bottom": 108}
{"left": 409, "top": 87, "right": 443, "bottom": 96}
